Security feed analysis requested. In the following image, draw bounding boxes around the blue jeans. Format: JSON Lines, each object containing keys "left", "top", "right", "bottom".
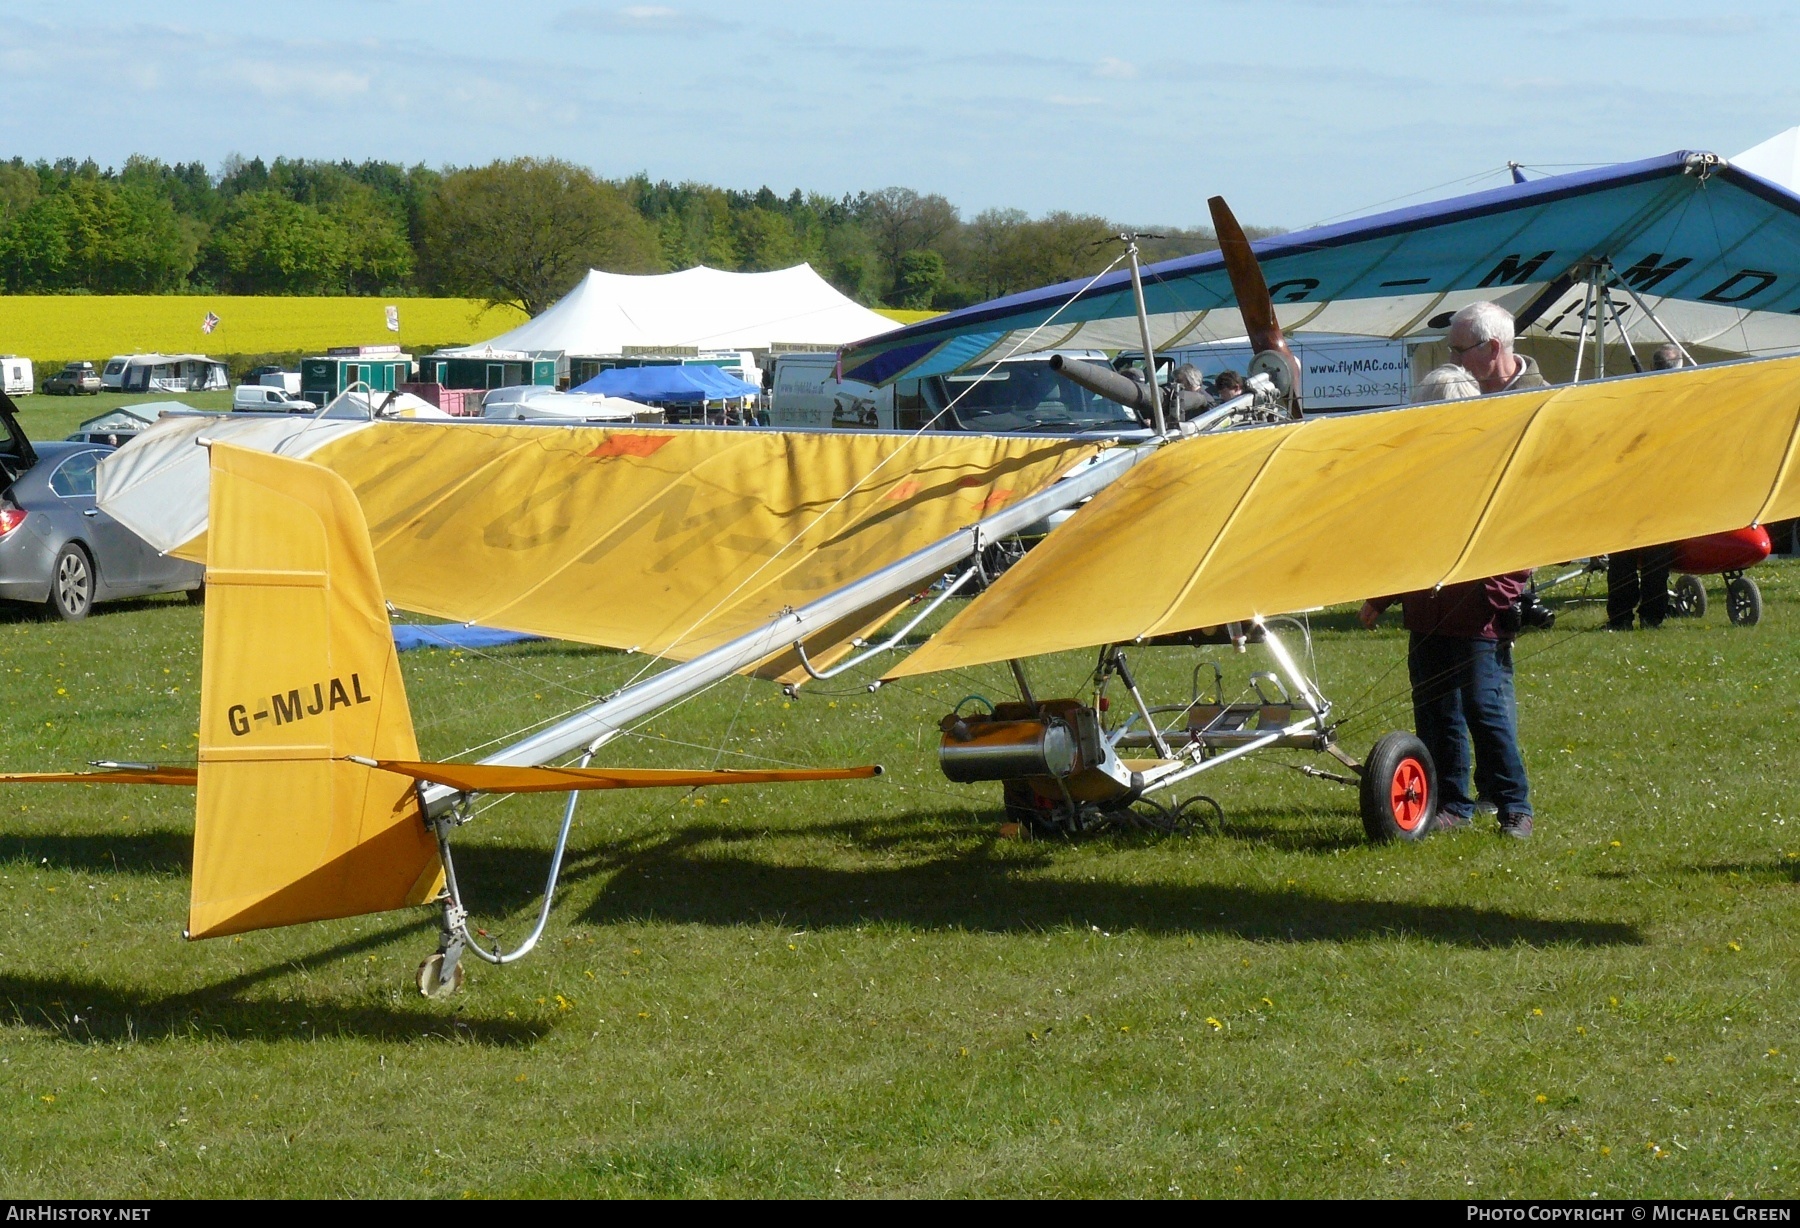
{"left": 1407, "top": 633, "right": 1532, "bottom": 821}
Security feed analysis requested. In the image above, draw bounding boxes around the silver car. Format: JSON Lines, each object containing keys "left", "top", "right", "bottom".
{"left": 0, "top": 436, "right": 204, "bottom": 620}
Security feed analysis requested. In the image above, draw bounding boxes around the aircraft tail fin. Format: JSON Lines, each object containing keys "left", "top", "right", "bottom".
{"left": 188, "top": 443, "right": 442, "bottom": 940}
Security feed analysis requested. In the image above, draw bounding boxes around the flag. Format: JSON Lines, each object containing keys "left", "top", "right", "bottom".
{"left": 201, "top": 311, "right": 220, "bottom": 335}
{"left": 385, "top": 305, "right": 399, "bottom": 333}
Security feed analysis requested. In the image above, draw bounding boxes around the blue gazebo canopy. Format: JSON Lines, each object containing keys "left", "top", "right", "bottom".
{"left": 572, "top": 364, "right": 758, "bottom": 402}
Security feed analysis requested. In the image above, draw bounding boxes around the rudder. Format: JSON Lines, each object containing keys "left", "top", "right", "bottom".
{"left": 189, "top": 443, "right": 442, "bottom": 939}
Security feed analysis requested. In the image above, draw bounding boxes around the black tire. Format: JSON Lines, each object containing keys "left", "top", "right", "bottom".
{"left": 1726, "top": 576, "right": 1762, "bottom": 626}
{"left": 46, "top": 543, "right": 94, "bottom": 621}
{"left": 184, "top": 582, "right": 205, "bottom": 605}
{"left": 1670, "top": 574, "right": 1707, "bottom": 618}
{"left": 1359, "top": 731, "right": 1437, "bottom": 843}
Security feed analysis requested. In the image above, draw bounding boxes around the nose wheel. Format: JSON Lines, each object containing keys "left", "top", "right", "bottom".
{"left": 1360, "top": 731, "right": 1437, "bottom": 842}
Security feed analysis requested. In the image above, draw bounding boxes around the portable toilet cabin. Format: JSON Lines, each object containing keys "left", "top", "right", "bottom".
{"left": 1, "top": 357, "right": 32, "bottom": 396}
{"left": 301, "top": 346, "right": 414, "bottom": 406}
{"left": 420, "top": 348, "right": 557, "bottom": 391}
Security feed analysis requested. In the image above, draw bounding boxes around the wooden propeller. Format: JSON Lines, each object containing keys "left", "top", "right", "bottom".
{"left": 1208, "top": 195, "right": 1302, "bottom": 413}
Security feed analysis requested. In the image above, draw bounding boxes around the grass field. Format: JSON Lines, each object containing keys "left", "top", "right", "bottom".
{"left": 0, "top": 551, "right": 1796, "bottom": 1197}
{"left": 0, "top": 296, "right": 528, "bottom": 376}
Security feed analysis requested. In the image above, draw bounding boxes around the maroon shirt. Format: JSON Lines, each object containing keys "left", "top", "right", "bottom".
{"left": 1370, "top": 573, "right": 1532, "bottom": 640}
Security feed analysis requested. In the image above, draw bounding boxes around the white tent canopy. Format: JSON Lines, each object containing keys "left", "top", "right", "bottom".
{"left": 1734, "top": 126, "right": 1800, "bottom": 192}
{"left": 442, "top": 264, "right": 898, "bottom": 358}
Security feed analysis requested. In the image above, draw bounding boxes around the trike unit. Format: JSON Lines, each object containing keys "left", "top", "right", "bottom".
{"left": 935, "top": 619, "right": 1439, "bottom": 843}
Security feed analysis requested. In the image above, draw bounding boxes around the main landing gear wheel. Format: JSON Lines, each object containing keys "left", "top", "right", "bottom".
{"left": 1670, "top": 574, "right": 1706, "bottom": 618}
{"left": 1725, "top": 574, "right": 1762, "bottom": 626}
{"left": 416, "top": 953, "right": 465, "bottom": 999}
{"left": 1360, "top": 732, "right": 1437, "bottom": 843}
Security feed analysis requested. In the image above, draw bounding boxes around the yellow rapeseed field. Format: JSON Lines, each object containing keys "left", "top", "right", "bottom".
{"left": 0, "top": 296, "right": 529, "bottom": 366}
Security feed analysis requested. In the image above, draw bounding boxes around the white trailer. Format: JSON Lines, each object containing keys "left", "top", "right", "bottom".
{"left": 1, "top": 356, "right": 32, "bottom": 397}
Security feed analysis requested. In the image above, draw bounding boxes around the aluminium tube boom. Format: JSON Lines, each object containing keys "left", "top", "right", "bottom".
{"left": 419, "top": 440, "right": 1155, "bottom": 814}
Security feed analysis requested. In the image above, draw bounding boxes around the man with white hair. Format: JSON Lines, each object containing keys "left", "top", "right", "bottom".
{"left": 1447, "top": 301, "right": 1549, "bottom": 394}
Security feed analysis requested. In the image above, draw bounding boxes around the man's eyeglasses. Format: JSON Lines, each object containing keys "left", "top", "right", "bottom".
{"left": 1447, "top": 338, "right": 1487, "bottom": 357}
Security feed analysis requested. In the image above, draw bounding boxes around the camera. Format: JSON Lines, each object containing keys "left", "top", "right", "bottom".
{"left": 1499, "top": 592, "right": 1556, "bottom": 635}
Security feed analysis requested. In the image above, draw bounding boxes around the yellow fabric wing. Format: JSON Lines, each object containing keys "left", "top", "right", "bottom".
{"left": 293, "top": 424, "right": 1097, "bottom": 663}
{"left": 190, "top": 444, "right": 443, "bottom": 940}
{"left": 891, "top": 357, "right": 1800, "bottom": 678}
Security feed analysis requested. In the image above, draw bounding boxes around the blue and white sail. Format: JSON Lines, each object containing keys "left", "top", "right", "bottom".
{"left": 842, "top": 151, "right": 1800, "bottom": 385}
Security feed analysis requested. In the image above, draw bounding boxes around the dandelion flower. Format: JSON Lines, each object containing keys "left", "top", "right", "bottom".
{"left": 1727, "top": 941, "right": 1742, "bottom": 952}
{"left": 1663, "top": 1054, "right": 1677, "bottom": 1064}
{"left": 1531, "top": 1008, "right": 1543, "bottom": 1017}
{"left": 1205, "top": 1017, "right": 1223, "bottom": 1031}
{"left": 1535, "top": 1094, "right": 1548, "bottom": 1104}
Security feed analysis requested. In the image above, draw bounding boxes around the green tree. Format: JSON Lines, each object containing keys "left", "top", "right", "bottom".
{"left": 731, "top": 207, "right": 803, "bottom": 271}
{"left": 894, "top": 249, "right": 946, "bottom": 310}
{"left": 203, "top": 190, "right": 346, "bottom": 294}
{"left": 327, "top": 187, "right": 415, "bottom": 293}
{"left": 858, "top": 187, "right": 959, "bottom": 305}
{"left": 421, "top": 158, "right": 660, "bottom": 315}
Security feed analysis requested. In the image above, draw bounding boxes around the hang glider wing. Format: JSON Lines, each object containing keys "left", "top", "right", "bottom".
{"left": 888, "top": 356, "right": 1800, "bottom": 679}
{"left": 841, "top": 151, "right": 1800, "bottom": 384}
{"left": 100, "top": 415, "right": 1101, "bottom": 669}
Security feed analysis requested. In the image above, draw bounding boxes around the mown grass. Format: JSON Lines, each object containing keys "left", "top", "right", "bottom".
{"left": 15, "top": 389, "right": 234, "bottom": 444}
{"left": 0, "top": 559, "right": 1796, "bottom": 1197}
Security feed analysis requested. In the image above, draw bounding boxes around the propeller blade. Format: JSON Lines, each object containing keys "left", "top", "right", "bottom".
{"left": 1208, "top": 195, "right": 1302, "bottom": 414}
{"left": 1208, "top": 195, "right": 1284, "bottom": 353}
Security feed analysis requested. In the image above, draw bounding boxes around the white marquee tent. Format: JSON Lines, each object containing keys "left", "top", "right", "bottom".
{"left": 1734, "top": 126, "right": 1800, "bottom": 191}
{"left": 442, "top": 264, "right": 898, "bottom": 358}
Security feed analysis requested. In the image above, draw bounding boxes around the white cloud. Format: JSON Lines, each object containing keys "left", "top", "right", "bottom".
{"left": 1094, "top": 56, "right": 1137, "bottom": 80}
{"left": 557, "top": 5, "right": 738, "bottom": 34}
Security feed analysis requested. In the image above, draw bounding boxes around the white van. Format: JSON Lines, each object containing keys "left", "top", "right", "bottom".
{"left": 257, "top": 371, "right": 303, "bottom": 395}
{"left": 1, "top": 356, "right": 32, "bottom": 396}
{"left": 231, "top": 385, "right": 317, "bottom": 413}
{"left": 769, "top": 349, "right": 1146, "bottom": 435}
{"left": 99, "top": 355, "right": 131, "bottom": 391}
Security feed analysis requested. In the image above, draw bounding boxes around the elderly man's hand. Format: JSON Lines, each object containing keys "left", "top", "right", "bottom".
{"left": 1359, "top": 600, "right": 1382, "bottom": 630}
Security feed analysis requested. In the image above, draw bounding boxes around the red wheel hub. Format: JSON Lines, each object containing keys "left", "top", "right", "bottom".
{"left": 1390, "top": 757, "right": 1429, "bottom": 831}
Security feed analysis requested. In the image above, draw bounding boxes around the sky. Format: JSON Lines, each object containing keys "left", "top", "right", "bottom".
{"left": 3, "top": 0, "right": 1798, "bottom": 231}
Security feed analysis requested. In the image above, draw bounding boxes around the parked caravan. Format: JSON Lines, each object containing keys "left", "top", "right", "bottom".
{"left": 99, "top": 356, "right": 131, "bottom": 391}
{"left": 1, "top": 357, "right": 32, "bottom": 396}
{"left": 119, "top": 354, "right": 229, "bottom": 394}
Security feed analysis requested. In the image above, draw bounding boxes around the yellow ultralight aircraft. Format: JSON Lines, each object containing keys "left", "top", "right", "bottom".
{"left": 6, "top": 182, "right": 1800, "bottom": 997}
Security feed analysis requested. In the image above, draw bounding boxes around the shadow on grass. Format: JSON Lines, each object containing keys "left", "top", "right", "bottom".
{"left": 1679, "top": 859, "right": 1800, "bottom": 885}
{"left": 441, "top": 810, "right": 1641, "bottom": 949}
{"left": 0, "top": 830, "right": 190, "bottom": 875}
{"left": 0, "top": 921, "right": 545, "bottom": 1046}
{"left": 0, "top": 592, "right": 191, "bottom": 627}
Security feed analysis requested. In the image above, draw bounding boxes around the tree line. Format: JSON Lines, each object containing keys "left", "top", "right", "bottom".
{"left": 0, "top": 155, "right": 1275, "bottom": 316}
